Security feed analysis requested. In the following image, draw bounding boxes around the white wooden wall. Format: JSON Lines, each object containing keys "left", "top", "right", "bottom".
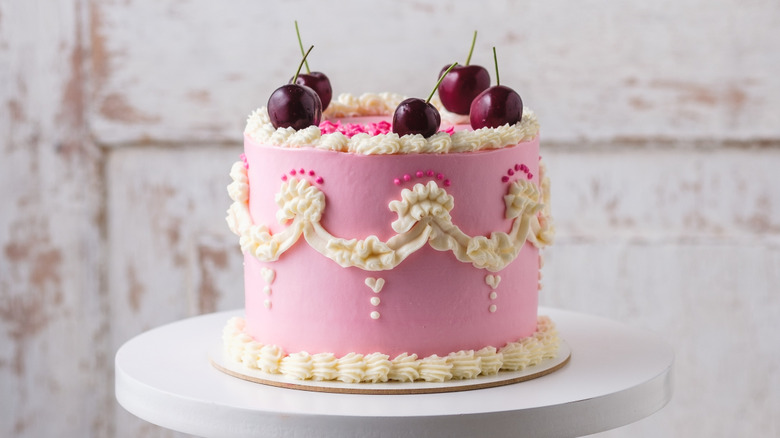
{"left": 2, "top": 1, "right": 778, "bottom": 437}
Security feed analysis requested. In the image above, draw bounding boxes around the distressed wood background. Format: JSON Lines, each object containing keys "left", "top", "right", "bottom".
{"left": 2, "top": 1, "right": 778, "bottom": 437}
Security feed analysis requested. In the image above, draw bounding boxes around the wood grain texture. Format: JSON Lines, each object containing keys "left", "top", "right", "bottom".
{"left": 545, "top": 148, "right": 780, "bottom": 241}
{"left": 106, "top": 146, "right": 243, "bottom": 437}
{"left": 1, "top": 1, "right": 778, "bottom": 437}
{"left": 0, "top": 0, "right": 109, "bottom": 436}
{"left": 87, "top": 0, "right": 780, "bottom": 145}
{"left": 541, "top": 243, "right": 780, "bottom": 437}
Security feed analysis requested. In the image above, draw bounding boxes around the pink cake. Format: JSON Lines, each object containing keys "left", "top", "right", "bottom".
{"left": 224, "top": 93, "right": 558, "bottom": 383}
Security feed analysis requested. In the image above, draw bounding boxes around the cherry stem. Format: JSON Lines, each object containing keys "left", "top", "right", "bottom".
{"left": 428, "top": 62, "right": 458, "bottom": 103}
{"left": 295, "top": 21, "right": 310, "bottom": 74}
{"left": 465, "top": 30, "right": 477, "bottom": 66}
{"left": 293, "top": 45, "right": 314, "bottom": 84}
{"left": 492, "top": 47, "right": 500, "bottom": 86}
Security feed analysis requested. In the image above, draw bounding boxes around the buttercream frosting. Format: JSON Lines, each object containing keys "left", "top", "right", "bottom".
{"left": 227, "top": 163, "right": 554, "bottom": 272}
{"left": 223, "top": 315, "right": 560, "bottom": 383}
{"left": 244, "top": 93, "right": 540, "bottom": 155}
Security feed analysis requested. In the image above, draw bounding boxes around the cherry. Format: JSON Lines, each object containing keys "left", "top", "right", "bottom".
{"left": 392, "top": 98, "right": 441, "bottom": 138}
{"left": 393, "top": 63, "right": 457, "bottom": 137}
{"left": 268, "top": 45, "right": 322, "bottom": 130}
{"left": 437, "top": 31, "right": 490, "bottom": 115}
{"left": 293, "top": 72, "right": 332, "bottom": 110}
{"left": 268, "top": 85, "right": 322, "bottom": 130}
{"left": 469, "top": 47, "right": 523, "bottom": 129}
{"left": 290, "top": 21, "right": 332, "bottom": 110}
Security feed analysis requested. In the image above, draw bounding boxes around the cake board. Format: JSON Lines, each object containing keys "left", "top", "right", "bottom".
{"left": 115, "top": 307, "right": 674, "bottom": 438}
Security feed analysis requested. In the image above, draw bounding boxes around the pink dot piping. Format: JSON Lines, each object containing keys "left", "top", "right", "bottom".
{"left": 281, "top": 167, "right": 324, "bottom": 185}
{"left": 393, "top": 169, "right": 451, "bottom": 187}
{"left": 503, "top": 162, "right": 534, "bottom": 182}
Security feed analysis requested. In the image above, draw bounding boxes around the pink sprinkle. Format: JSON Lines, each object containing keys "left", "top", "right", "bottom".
{"left": 345, "top": 125, "right": 363, "bottom": 137}
{"left": 527, "top": 173, "right": 533, "bottom": 180}
{"left": 436, "top": 173, "right": 444, "bottom": 180}
{"left": 366, "top": 121, "right": 392, "bottom": 136}
{"left": 299, "top": 168, "right": 305, "bottom": 174}
{"left": 281, "top": 174, "right": 287, "bottom": 181}
{"left": 426, "top": 170, "right": 434, "bottom": 176}
{"left": 365, "top": 123, "right": 379, "bottom": 136}
{"left": 316, "top": 176, "right": 324, "bottom": 184}
{"left": 443, "top": 179, "right": 451, "bottom": 187}
{"left": 318, "top": 120, "right": 340, "bottom": 134}
{"left": 309, "top": 170, "right": 315, "bottom": 176}
{"left": 403, "top": 174, "right": 411, "bottom": 182}
{"left": 393, "top": 178, "right": 401, "bottom": 185}
{"left": 501, "top": 176, "right": 510, "bottom": 182}
{"left": 290, "top": 169, "right": 297, "bottom": 175}
{"left": 508, "top": 169, "right": 515, "bottom": 176}
{"left": 321, "top": 120, "right": 393, "bottom": 138}
{"left": 520, "top": 164, "right": 529, "bottom": 173}
{"left": 416, "top": 171, "right": 423, "bottom": 178}
{"left": 440, "top": 126, "right": 455, "bottom": 135}
{"left": 514, "top": 163, "right": 521, "bottom": 171}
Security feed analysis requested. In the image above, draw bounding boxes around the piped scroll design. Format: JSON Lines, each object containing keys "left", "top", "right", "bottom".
{"left": 226, "top": 161, "right": 553, "bottom": 272}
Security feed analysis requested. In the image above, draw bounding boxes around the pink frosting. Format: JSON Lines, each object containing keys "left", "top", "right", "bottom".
{"left": 318, "top": 119, "right": 455, "bottom": 137}
{"left": 241, "top": 122, "right": 542, "bottom": 358}
{"left": 319, "top": 120, "right": 392, "bottom": 136}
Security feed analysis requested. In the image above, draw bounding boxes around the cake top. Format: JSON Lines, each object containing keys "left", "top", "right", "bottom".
{"left": 245, "top": 93, "right": 540, "bottom": 155}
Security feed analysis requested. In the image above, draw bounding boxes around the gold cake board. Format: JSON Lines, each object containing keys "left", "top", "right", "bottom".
{"left": 209, "top": 340, "right": 570, "bottom": 395}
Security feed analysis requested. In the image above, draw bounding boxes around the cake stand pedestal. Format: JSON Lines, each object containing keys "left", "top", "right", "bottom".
{"left": 115, "top": 307, "right": 673, "bottom": 438}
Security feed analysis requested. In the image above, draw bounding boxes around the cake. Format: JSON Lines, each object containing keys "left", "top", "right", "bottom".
{"left": 223, "top": 92, "right": 559, "bottom": 384}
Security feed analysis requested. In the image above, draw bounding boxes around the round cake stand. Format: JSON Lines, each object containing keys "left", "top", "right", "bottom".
{"left": 115, "top": 307, "right": 673, "bottom": 438}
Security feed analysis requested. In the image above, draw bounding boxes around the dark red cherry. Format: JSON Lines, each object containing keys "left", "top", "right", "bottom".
{"left": 392, "top": 63, "right": 457, "bottom": 137}
{"left": 293, "top": 71, "right": 332, "bottom": 110}
{"left": 392, "top": 98, "right": 441, "bottom": 137}
{"left": 269, "top": 45, "right": 322, "bottom": 130}
{"left": 469, "top": 47, "right": 523, "bottom": 129}
{"left": 438, "top": 64, "right": 490, "bottom": 115}
{"left": 469, "top": 85, "right": 523, "bottom": 129}
{"left": 268, "top": 84, "right": 322, "bottom": 130}
{"left": 437, "top": 32, "right": 489, "bottom": 115}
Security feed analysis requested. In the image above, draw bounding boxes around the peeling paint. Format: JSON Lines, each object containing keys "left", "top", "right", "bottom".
{"left": 126, "top": 263, "right": 145, "bottom": 313}
{"left": 650, "top": 79, "right": 749, "bottom": 112}
{"left": 7, "top": 99, "right": 24, "bottom": 123}
{"left": 628, "top": 96, "right": 653, "bottom": 110}
{"left": 0, "top": 231, "right": 62, "bottom": 378}
{"left": 739, "top": 194, "right": 780, "bottom": 234}
{"left": 187, "top": 89, "right": 211, "bottom": 103}
{"left": 0, "top": 292, "right": 49, "bottom": 376}
{"left": 89, "top": 1, "right": 110, "bottom": 95}
{"left": 59, "top": 24, "right": 85, "bottom": 131}
{"left": 99, "top": 93, "right": 161, "bottom": 124}
{"left": 196, "top": 245, "right": 227, "bottom": 313}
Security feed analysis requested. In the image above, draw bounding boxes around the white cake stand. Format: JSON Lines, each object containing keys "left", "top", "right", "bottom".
{"left": 115, "top": 307, "right": 673, "bottom": 438}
